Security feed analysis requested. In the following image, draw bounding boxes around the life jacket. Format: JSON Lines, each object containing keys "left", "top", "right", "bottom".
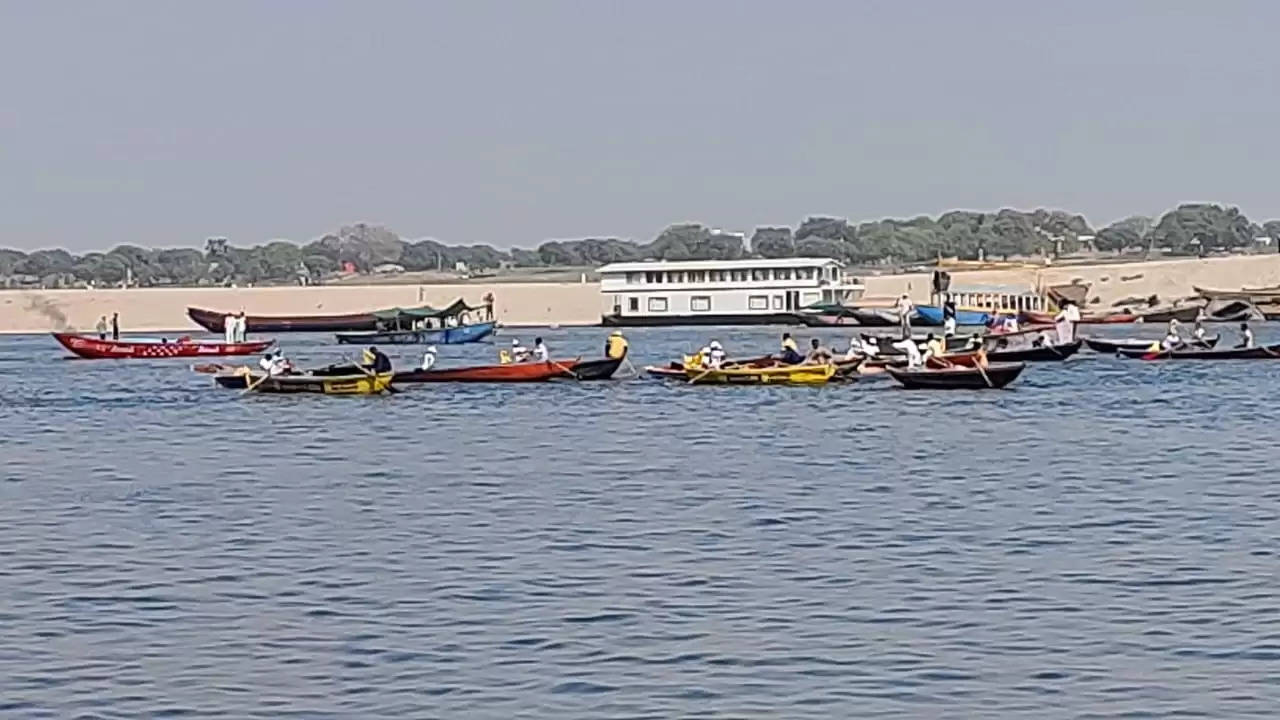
{"left": 498, "top": 350, "right": 512, "bottom": 364}
{"left": 606, "top": 335, "right": 628, "bottom": 358}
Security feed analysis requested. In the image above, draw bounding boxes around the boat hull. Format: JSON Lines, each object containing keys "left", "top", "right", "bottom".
{"left": 1084, "top": 336, "right": 1219, "bottom": 353}
{"left": 393, "top": 358, "right": 578, "bottom": 382}
{"left": 188, "top": 306, "right": 378, "bottom": 333}
{"left": 886, "top": 362, "right": 1024, "bottom": 389}
{"left": 601, "top": 312, "right": 804, "bottom": 327}
{"left": 334, "top": 322, "right": 497, "bottom": 345}
{"left": 1022, "top": 310, "right": 1137, "bottom": 325}
{"left": 986, "top": 341, "right": 1082, "bottom": 362}
{"left": 216, "top": 372, "right": 394, "bottom": 395}
{"left": 562, "top": 356, "right": 625, "bottom": 381}
{"left": 54, "top": 333, "right": 273, "bottom": 359}
{"left": 915, "top": 305, "right": 993, "bottom": 326}
{"left": 1138, "top": 306, "right": 1202, "bottom": 324}
{"left": 1115, "top": 343, "right": 1280, "bottom": 360}
{"left": 686, "top": 363, "right": 837, "bottom": 385}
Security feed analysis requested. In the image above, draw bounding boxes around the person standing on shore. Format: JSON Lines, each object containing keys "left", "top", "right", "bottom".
{"left": 95, "top": 316, "right": 109, "bottom": 340}
{"left": 110, "top": 312, "right": 120, "bottom": 340}
{"left": 895, "top": 294, "right": 914, "bottom": 340}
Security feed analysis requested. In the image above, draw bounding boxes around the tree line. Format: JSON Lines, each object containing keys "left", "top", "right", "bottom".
{"left": 2, "top": 203, "right": 1276, "bottom": 288}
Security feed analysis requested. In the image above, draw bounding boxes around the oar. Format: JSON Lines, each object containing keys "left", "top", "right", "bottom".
{"left": 551, "top": 359, "right": 581, "bottom": 380}
{"left": 688, "top": 364, "right": 718, "bottom": 384}
{"left": 241, "top": 371, "right": 271, "bottom": 395}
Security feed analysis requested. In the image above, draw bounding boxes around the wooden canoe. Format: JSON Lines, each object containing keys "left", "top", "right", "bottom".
{"left": 393, "top": 358, "right": 579, "bottom": 383}
{"left": 188, "top": 306, "right": 379, "bottom": 333}
{"left": 685, "top": 363, "right": 837, "bottom": 385}
{"left": 1114, "top": 343, "right": 1280, "bottom": 360}
{"left": 55, "top": 333, "right": 273, "bottom": 360}
{"left": 217, "top": 371, "right": 394, "bottom": 395}
{"left": 886, "top": 362, "right": 1025, "bottom": 389}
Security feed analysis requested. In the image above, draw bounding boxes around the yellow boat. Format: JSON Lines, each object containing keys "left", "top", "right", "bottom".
{"left": 684, "top": 361, "right": 837, "bottom": 385}
{"left": 216, "top": 371, "right": 396, "bottom": 395}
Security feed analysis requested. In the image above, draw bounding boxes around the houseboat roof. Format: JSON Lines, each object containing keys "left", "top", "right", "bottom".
{"left": 597, "top": 257, "right": 843, "bottom": 274}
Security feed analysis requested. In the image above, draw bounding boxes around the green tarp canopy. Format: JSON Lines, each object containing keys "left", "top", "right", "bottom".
{"left": 372, "top": 298, "right": 479, "bottom": 322}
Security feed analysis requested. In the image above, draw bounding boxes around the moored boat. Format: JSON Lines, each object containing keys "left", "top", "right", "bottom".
{"left": 54, "top": 333, "right": 273, "bottom": 360}
{"left": 1021, "top": 309, "right": 1137, "bottom": 324}
{"left": 216, "top": 371, "right": 395, "bottom": 395}
{"left": 914, "top": 305, "right": 993, "bottom": 326}
{"left": 986, "top": 340, "right": 1082, "bottom": 362}
{"left": 1084, "top": 336, "right": 1219, "bottom": 354}
{"left": 393, "top": 358, "right": 579, "bottom": 383}
{"left": 1114, "top": 343, "right": 1280, "bottom": 360}
{"left": 885, "top": 362, "right": 1025, "bottom": 389}
{"left": 188, "top": 307, "right": 378, "bottom": 333}
{"left": 335, "top": 321, "right": 496, "bottom": 345}
{"left": 1137, "top": 306, "right": 1202, "bottom": 324}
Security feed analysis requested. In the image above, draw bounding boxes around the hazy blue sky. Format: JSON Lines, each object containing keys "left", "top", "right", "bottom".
{"left": 3, "top": 0, "right": 1278, "bottom": 251}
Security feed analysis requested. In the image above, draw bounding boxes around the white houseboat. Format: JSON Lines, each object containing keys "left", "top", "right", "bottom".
{"left": 598, "top": 258, "right": 864, "bottom": 326}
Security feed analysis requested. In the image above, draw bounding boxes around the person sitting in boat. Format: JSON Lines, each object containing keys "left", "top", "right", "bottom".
{"left": 532, "top": 337, "right": 549, "bottom": 362}
{"left": 779, "top": 333, "right": 804, "bottom": 364}
{"left": 942, "top": 297, "right": 957, "bottom": 337}
{"left": 363, "top": 346, "right": 392, "bottom": 374}
{"left": 1192, "top": 320, "right": 1208, "bottom": 345}
{"left": 271, "top": 351, "right": 293, "bottom": 375}
{"left": 605, "top": 330, "right": 629, "bottom": 359}
{"left": 421, "top": 346, "right": 437, "bottom": 371}
{"left": 843, "top": 336, "right": 862, "bottom": 361}
{"left": 707, "top": 340, "right": 727, "bottom": 368}
{"left": 1237, "top": 322, "right": 1255, "bottom": 349}
{"left": 925, "top": 333, "right": 946, "bottom": 359}
{"left": 892, "top": 338, "right": 925, "bottom": 368}
{"left": 259, "top": 351, "right": 281, "bottom": 376}
{"left": 510, "top": 338, "right": 530, "bottom": 363}
{"left": 805, "top": 338, "right": 833, "bottom": 364}
{"left": 859, "top": 336, "right": 881, "bottom": 359}
{"left": 1161, "top": 326, "right": 1184, "bottom": 350}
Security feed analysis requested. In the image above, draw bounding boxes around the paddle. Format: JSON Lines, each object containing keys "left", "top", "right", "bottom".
{"left": 551, "top": 359, "right": 581, "bottom": 381}
{"left": 348, "top": 356, "right": 400, "bottom": 394}
{"left": 688, "top": 364, "right": 717, "bottom": 385}
{"left": 241, "top": 371, "right": 272, "bottom": 395}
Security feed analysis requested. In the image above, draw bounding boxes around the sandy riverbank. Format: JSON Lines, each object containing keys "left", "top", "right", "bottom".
{"left": 3, "top": 255, "right": 1278, "bottom": 334}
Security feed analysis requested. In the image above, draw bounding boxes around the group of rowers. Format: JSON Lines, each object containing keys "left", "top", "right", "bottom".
{"left": 1153, "top": 315, "right": 1255, "bottom": 351}
{"left": 690, "top": 331, "right": 986, "bottom": 371}
{"left": 254, "top": 346, "right": 394, "bottom": 377}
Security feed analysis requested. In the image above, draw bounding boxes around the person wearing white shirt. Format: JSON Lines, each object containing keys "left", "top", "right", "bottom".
{"left": 258, "top": 352, "right": 277, "bottom": 375}
{"left": 1054, "top": 301, "right": 1080, "bottom": 344}
{"left": 892, "top": 338, "right": 924, "bottom": 368}
{"left": 421, "top": 345, "right": 437, "bottom": 370}
{"left": 532, "top": 337, "right": 549, "bottom": 362}
{"left": 224, "top": 314, "right": 236, "bottom": 344}
{"left": 894, "top": 294, "right": 914, "bottom": 339}
{"left": 510, "top": 338, "right": 530, "bottom": 363}
{"left": 707, "top": 340, "right": 726, "bottom": 368}
{"left": 1237, "top": 323, "right": 1255, "bottom": 349}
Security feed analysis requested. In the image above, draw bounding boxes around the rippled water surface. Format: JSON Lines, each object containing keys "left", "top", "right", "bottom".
{"left": 3, "top": 325, "right": 1280, "bottom": 718}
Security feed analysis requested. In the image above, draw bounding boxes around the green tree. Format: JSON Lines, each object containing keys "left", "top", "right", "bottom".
{"left": 751, "top": 227, "right": 795, "bottom": 258}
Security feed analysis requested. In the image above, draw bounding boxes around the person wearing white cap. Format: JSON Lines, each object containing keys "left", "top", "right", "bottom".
{"left": 707, "top": 340, "right": 726, "bottom": 368}
{"left": 511, "top": 338, "right": 530, "bottom": 362}
{"left": 421, "top": 345, "right": 437, "bottom": 370}
{"left": 270, "top": 350, "right": 291, "bottom": 376}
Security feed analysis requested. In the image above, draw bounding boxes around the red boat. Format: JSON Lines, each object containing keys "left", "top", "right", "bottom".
{"left": 393, "top": 358, "right": 580, "bottom": 383}
{"left": 187, "top": 306, "right": 379, "bottom": 333}
{"left": 53, "top": 333, "right": 274, "bottom": 360}
{"left": 1021, "top": 310, "right": 1137, "bottom": 325}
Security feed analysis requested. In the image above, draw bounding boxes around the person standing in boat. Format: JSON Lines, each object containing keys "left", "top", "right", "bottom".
{"left": 532, "top": 337, "right": 549, "bottom": 362}
{"left": 421, "top": 345, "right": 437, "bottom": 370}
{"left": 605, "top": 330, "right": 628, "bottom": 359}
{"left": 1054, "top": 300, "right": 1080, "bottom": 343}
{"left": 942, "top": 296, "right": 957, "bottom": 338}
{"left": 111, "top": 312, "right": 120, "bottom": 340}
{"left": 235, "top": 312, "right": 248, "bottom": 342}
{"left": 223, "top": 313, "right": 237, "bottom": 343}
{"left": 895, "top": 294, "right": 914, "bottom": 339}
{"left": 95, "top": 316, "right": 109, "bottom": 340}
{"left": 1237, "top": 322, "right": 1256, "bottom": 349}
{"left": 779, "top": 333, "right": 803, "bottom": 364}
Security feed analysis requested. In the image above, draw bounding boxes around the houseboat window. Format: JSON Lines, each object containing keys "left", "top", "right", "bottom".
{"left": 776, "top": 268, "right": 792, "bottom": 280}
{"left": 795, "top": 268, "right": 811, "bottom": 280}
{"left": 748, "top": 295, "right": 769, "bottom": 311}
{"left": 691, "top": 271, "right": 706, "bottom": 283}
{"left": 732, "top": 270, "right": 748, "bottom": 282}
{"left": 626, "top": 272, "right": 640, "bottom": 284}
{"left": 628, "top": 297, "right": 639, "bottom": 312}
{"left": 802, "top": 292, "right": 820, "bottom": 305}
{"left": 751, "top": 269, "right": 768, "bottom": 281}
{"left": 647, "top": 297, "right": 668, "bottom": 312}
{"left": 690, "top": 296, "right": 711, "bottom": 312}
{"left": 772, "top": 296, "right": 784, "bottom": 310}
{"left": 645, "top": 272, "right": 656, "bottom": 284}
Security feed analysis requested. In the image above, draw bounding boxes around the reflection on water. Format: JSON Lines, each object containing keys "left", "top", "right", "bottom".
{"left": 2, "top": 325, "right": 1280, "bottom": 718}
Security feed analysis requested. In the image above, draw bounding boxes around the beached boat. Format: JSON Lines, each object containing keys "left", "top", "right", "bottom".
{"left": 54, "top": 333, "right": 273, "bottom": 360}
{"left": 914, "top": 305, "right": 993, "bottom": 326}
{"left": 885, "top": 362, "right": 1025, "bottom": 389}
{"left": 561, "top": 356, "right": 625, "bottom": 381}
{"left": 1021, "top": 310, "right": 1137, "bottom": 325}
{"left": 685, "top": 362, "right": 837, "bottom": 385}
{"left": 393, "top": 358, "right": 579, "bottom": 383}
{"left": 797, "top": 306, "right": 911, "bottom": 327}
{"left": 216, "top": 371, "right": 395, "bottom": 395}
{"left": 188, "top": 307, "right": 377, "bottom": 333}
{"left": 1194, "top": 285, "right": 1280, "bottom": 302}
{"left": 1083, "top": 336, "right": 1219, "bottom": 354}
{"left": 335, "top": 321, "right": 496, "bottom": 345}
{"left": 1114, "top": 343, "right": 1280, "bottom": 360}
{"left": 1137, "top": 306, "right": 1203, "bottom": 324}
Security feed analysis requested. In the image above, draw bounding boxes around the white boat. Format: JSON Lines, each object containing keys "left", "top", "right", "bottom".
{"left": 598, "top": 257, "right": 864, "bottom": 326}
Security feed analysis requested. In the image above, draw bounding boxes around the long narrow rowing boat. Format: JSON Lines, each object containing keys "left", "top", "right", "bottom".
{"left": 886, "top": 362, "right": 1025, "bottom": 389}
{"left": 686, "top": 363, "right": 838, "bottom": 385}
{"left": 215, "top": 371, "right": 394, "bottom": 395}
{"left": 188, "top": 307, "right": 378, "bottom": 333}
{"left": 393, "top": 358, "right": 579, "bottom": 383}
{"left": 1084, "top": 336, "right": 1219, "bottom": 354}
{"left": 54, "top": 333, "right": 273, "bottom": 359}
{"left": 1114, "top": 343, "right": 1280, "bottom": 360}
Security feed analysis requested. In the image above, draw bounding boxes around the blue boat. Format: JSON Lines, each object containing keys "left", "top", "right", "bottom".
{"left": 914, "top": 305, "right": 993, "bottom": 326}
{"left": 334, "top": 298, "right": 495, "bottom": 344}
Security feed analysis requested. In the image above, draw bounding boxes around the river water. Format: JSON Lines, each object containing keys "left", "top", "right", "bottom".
{"left": 2, "top": 325, "right": 1279, "bottom": 718}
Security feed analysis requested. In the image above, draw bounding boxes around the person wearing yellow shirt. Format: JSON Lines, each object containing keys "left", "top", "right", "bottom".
{"left": 604, "top": 330, "right": 629, "bottom": 359}
{"left": 925, "top": 333, "right": 946, "bottom": 360}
